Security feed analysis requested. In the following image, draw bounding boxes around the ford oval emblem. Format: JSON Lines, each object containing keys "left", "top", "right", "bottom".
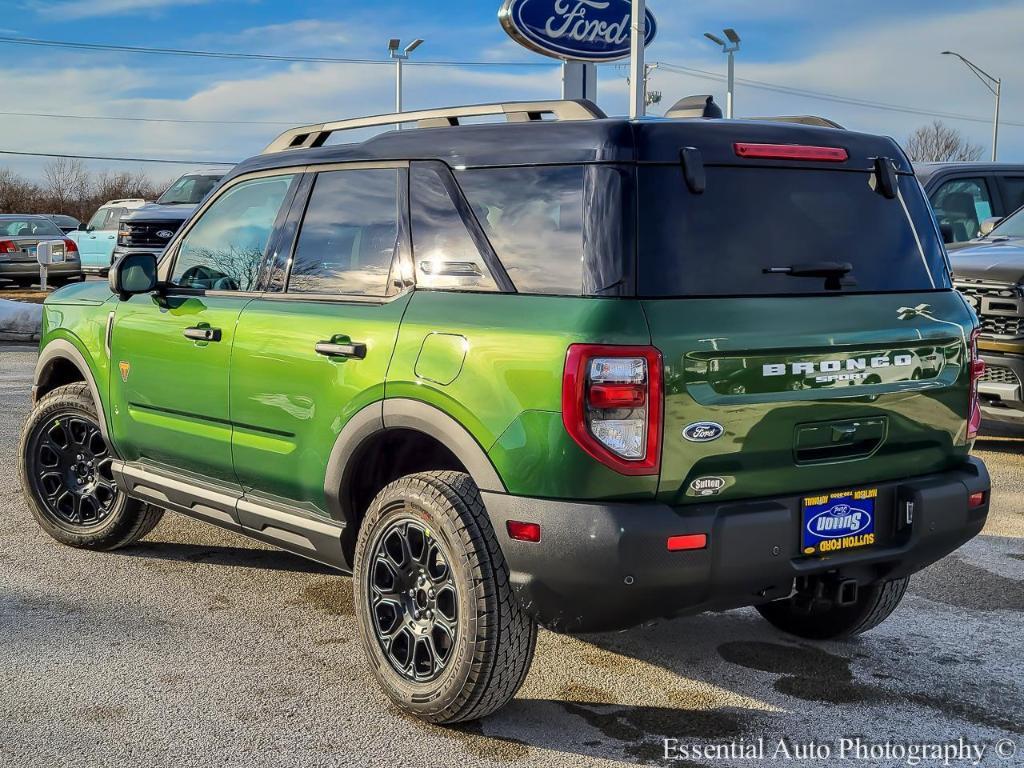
{"left": 156, "top": 229, "right": 174, "bottom": 239}
{"left": 499, "top": 0, "right": 657, "bottom": 63}
{"left": 682, "top": 422, "right": 725, "bottom": 443}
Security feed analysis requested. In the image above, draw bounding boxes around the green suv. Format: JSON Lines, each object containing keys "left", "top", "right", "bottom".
{"left": 19, "top": 100, "right": 991, "bottom": 724}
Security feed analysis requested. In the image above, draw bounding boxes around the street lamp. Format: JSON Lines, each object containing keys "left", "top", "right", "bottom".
{"left": 941, "top": 51, "right": 1002, "bottom": 161}
{"left": 388, "top": 38, "right": 424, "bottom": 124}
{"left": 704, "top": 28, "right": 740, "bottom": 118}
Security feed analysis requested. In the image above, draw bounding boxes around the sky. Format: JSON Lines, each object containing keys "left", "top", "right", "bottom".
{"left": 0, "top": 0, "right": 1020, "bottom": 188}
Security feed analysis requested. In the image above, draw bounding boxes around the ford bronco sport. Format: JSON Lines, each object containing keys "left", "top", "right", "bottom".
{"left": 19, "top": 100, "right": 990, "bottom": 724}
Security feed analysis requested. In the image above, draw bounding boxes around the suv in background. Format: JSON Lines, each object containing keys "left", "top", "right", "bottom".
{"left": 950, "top": 204, "right": 1024, "bottom": 424}
{"left": 21, "top": 101, "right": 990, "bottom": 724}
{"left": 70, "top": 199, "right": 147, "bottom": 275}
{"left": 916, "top": 162, "right": 1024, "bottom": 248}
{"left": 112, "top": 169, "right": 225, "bottom": 263}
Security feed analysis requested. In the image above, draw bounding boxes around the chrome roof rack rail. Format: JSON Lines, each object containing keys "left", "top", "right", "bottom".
{"left": 262, "top": 99, "right": 607, "bottom": 154}
{"left": 744, "top": 115, "right": 846, "bottom": 129}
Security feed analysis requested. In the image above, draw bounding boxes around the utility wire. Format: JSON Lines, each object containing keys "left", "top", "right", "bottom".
{"left": 0, "top": 149, "right": 236, "bottom": 165}
{"left": 0, "top": 35, "right": 551, "bottom": 67}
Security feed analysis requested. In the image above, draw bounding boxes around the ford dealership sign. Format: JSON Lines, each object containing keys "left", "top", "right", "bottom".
{"left": 499, "top": 0, "right": 657, "bottom": 62}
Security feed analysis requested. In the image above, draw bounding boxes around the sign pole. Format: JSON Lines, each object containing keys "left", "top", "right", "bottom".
{"left": 562, "top": 61, "right": 598, "bottom": 102}
{"left": 629, "top": 0, "right": 646, "bottom": 119}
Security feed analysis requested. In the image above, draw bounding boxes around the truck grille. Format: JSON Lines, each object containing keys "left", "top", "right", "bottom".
{"left": 118, "top": 220, "right": 184, "bottom": 249}
{"left": 955, "top": 279, "right": 1024, "bottom": 340}
{"left": 981, "top": 365, "right": 1021, "bottom": 386}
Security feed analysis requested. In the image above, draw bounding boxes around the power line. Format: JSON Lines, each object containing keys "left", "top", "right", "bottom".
{"left": 658, "top": 61, "right": 1024, "bottom": 129}
{"left": 0, "top": 35, "right": 551, "bottom": 67}
{"left": 0, "top": 150, "right": 236, "bottom": 165}
{"left": 0, "top": 109, "right": 296, "bottom": 126}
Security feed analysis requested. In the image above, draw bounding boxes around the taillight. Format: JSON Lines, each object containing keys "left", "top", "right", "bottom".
{"left": 0, "top": 240, "right": 17, "bottom": 253}
{"left": 968, "top": 327, "right": 984, "bottom": 441}
{"left": 734, "top": 142, "right": 848, "bottom": 162}
{"left": 562, "top": 344, "right": 662, "bottom": 475}
{"left": 63, "top": 238, "right": 78, "bottom": 254}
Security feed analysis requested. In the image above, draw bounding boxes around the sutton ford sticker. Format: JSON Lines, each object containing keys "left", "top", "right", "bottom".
{"left": 689, "top": 476, "right": 726, "bottom": 496}
{"left": 682, "top": 422, "right": 724, "bottom": 442}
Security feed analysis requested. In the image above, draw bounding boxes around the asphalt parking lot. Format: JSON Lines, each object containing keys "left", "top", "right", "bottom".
{"left": 1, "top": 344, "right": 1021, "bottom": 768}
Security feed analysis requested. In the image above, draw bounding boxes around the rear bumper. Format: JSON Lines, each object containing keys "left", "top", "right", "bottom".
{"left": 483, "top": 457, "right": 990, "bottom": 633}
{"left": 0, "top": 260, "right": 82, "bottom": 279}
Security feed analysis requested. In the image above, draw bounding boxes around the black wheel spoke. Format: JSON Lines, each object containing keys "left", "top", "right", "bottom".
{"left": 367, "top": 515, "right": 460, "bottom": 684}
{"left": 29, "top": 410, "right": 120, "bottom": 529}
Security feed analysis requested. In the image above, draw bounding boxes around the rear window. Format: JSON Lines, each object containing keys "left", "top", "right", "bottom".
{"left": 638, "top": 167, "right": 951, "bottom": 297}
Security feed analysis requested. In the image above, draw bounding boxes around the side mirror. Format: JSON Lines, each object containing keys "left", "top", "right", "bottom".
{"left": 109, "top": 252, "right": 158, "bottom": 299}
{"left": 979, "top": 217, "right": 1003, "bottom": 237}
{"left": 939, "top": 222, "right": 955, "bottom": 245}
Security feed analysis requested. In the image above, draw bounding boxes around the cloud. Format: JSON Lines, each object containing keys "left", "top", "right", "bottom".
{"left": 194, "top": 19, "right": 353, "bottom": 51}
{"left": 31, "top": 0, "right": 213, "bottom": 21}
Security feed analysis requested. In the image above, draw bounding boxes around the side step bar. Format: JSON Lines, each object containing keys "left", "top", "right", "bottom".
{"left": 111, "top": 461, "right": 350, "bottom": 571}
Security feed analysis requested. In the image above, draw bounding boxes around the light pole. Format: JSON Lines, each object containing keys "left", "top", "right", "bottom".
{"left": 704, "top": 28, "right": 740, "bottom": 118}
{"left": 388, "top": 38, "right": 424, "bottom": 124}
{"left": 628, "top": 0, "right": 647, "bottom": 119}
{"left": 942, "top": 51, "right": 1002, "bottom": 161}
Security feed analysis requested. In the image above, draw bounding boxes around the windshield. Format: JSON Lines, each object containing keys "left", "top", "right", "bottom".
{"left": 86, "top": 207, "right": 126, "bottom": 231}
{"left": 157, "top": 174, "right": 222, "bottom": 205}
{"left": 990, "top": 206, "right": 1024, "bottom": 238}
{"left": 638, "top": 166, "right": 951, "bottom": 297}
{"left": 0, "top": 217, "right": 63, "bottom": 237}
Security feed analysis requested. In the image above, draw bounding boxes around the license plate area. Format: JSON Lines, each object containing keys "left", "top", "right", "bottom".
{"left": 801, "top": 488, "right": 878, "bottom": 556}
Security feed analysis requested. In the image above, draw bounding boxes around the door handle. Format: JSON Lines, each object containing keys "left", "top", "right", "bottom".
{"left": 315, "top": 341, "right": 366, "bottom": 359}
{"left": 184, "top": 326, "right": 222, "bottom": 342}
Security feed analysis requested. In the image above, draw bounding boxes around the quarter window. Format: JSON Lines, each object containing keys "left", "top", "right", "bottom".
{"left": 931, "top": 178, "right": 993, "bottom": 242}
{"left": 410, "top": 164, "right": 499, "bottom": 292}
{"left": 170, "top": 174, "right": 294, "bottom": 291}
{"left": 287, "top": 169, "right": 402, "bottom": 297}
{"left": 1001, "top": 177, "right": 1024, "bottom": 214}
{"left": 456, "top": 166, "right": 585, "bottom": 295}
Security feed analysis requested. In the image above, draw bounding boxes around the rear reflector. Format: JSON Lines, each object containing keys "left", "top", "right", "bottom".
{"left": 667, "top": 533, "right": 708, "bottom": 551}
{"left": 734, "top": 143, "right": 848, "bottom": 162}
{"left": 506, "top": 520, "right": 541, "bottom": 543}
{"left": 968, "top": 491, "right": 986, "bottom": 509}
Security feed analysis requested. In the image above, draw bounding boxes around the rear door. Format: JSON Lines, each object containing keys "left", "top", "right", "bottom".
{"left": 230, "top": 163, "right": 411, "bottom": 513}
{"left": 637, "top": 157, "right": 975, "bottom": 507}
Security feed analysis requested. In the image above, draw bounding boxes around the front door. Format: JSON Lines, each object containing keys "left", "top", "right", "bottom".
{"left": 230, "top": 165, "right": 410, "bottom": 511}
{"left": 108, "top": 172, "right": 298, "bottom": 484}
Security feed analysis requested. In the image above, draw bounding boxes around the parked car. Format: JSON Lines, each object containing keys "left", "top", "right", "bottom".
{"left": 69, "top": 199, "right": 147, "bottom": 276}
{"left": 915, "top": 162, "right": 1024, "bottom": 248}
{"left": 950, "top": 203, "right": 1024, "bottom": 423}
{"left": 45, "top": 214, "right": 80, "bottom": 234}
{"left": 0, "top": 214, "right": 82, "bottom": 287}
{"left": 112, "top": 169, "right": 225, "bottom": 262}
{"left": 20, "top": 101, "right": 989, "bottom": 725}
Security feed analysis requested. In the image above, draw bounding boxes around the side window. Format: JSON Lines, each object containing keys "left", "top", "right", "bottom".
{"left": 931, "top": 178, "right": 993, "bottom": 242}
{"left": 410, "top": 164, "right": 499, "bottom": 292}
{"left": 1000, "top": 177, "right": 1024, "bottom": 214}
{"left": 287, "top": 169, "right": 402, "bottom": 297}
{"left": 456, "top": 166, "right": 585, "bottom": 295}
{"left": 170, "top": 175, "right": 294, "bottom": 291}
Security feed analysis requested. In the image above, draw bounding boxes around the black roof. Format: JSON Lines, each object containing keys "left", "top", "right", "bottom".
{"left": 225, "top": 117, "right": 910, "bottom": 183}
{"left": 914, "top": 162, "right": 1024, "bottom": 184}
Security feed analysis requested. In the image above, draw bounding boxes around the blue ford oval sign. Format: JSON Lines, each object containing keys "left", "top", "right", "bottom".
{"left": 499, "top": 0, "right": 657, "bottom": 63}
{"left": 682, "top": 422, "right": 725, "bottom": 443}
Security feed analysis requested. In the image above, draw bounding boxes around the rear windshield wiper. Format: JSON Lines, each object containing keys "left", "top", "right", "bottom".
{"left": 763, "top": 261, "right": 856, "bottom": 290}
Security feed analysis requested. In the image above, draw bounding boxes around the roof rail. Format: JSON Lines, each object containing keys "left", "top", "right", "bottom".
{"left": 745, "top": 115, "right": 846, "bottom": 129}
{"left": 263, "top": 99, "right": 607, "bottom": 154}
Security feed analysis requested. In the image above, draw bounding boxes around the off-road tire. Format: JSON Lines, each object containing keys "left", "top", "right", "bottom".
{"left": 18, "top": 383, "right": 163, "bottom": 549}
{"left": 756, "top": 577, "right": 910, "bottom": 640}
{"left": 353, "top": 471, "right": 537, "bottom": 724}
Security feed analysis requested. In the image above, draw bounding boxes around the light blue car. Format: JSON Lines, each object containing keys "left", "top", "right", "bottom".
{"left": 69, "top": 198, "right": 146, "bottom": 275}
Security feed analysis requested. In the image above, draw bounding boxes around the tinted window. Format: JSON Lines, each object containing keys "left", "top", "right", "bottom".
{"left": 158, "top": 174, "right": 223, "bottom": 205}
{"left": 1001, "top": 177, "right": 1024, "bottom": 214}
{"left": 0, "top": 217, "right": 62, "bottom": 237}
{"left": 638, "top": 167, "right": 950, "bottom": 297}
{"left": 410, "top": 164, "right": 499, "bottom": 292}
{"left": 932, "top": 178, "right": 993, "bottom": 242}
{"left": 171, "top": 175, "right": 294, "bottom": 291}
{"left": 288, "top": 169, "right": 401, "bottom": 297}
{"left": 87, "top": 207, "right": 126, "bottom": 231}
{"left": 455, "top": 167, "right": 585, "bottom": 295}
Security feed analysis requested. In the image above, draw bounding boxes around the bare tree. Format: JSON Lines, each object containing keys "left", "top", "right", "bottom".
{"left": 904, "top": 120, "right": 984, "bottom": 162}
{"left": 42, "top": 158, "right": 91, "bottom": 215}
{"left": 0, "top": 168, "right": 40, "bottom": 213}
